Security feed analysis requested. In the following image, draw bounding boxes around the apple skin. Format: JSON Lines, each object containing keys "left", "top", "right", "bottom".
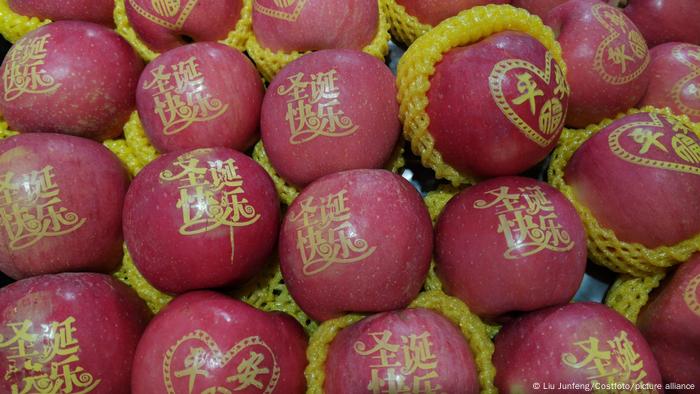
{"left": 137, "top": 42, "right": 264, "bottom": 153}
{"left": 623, "top": 0, "right": 700, "bottom": 48}
{"left": 0, "top": 21, "right": 143, "bottom": 141}
{"left": 511, "top": 0, "right": 569, "bottom": 20}
{"left": 564, "top": 112, "right": 700, "bottom": 249}
{"left": 325, "top": 308, "right": 479, "bottom": 393}
{"left": 395, "top": 0, "right": 510, "bottom": 27}
{"left": 125, "top": 0, "right": 243, "bottom": 53}
{"left": 427, "top": 31, "right": 569, "bottom": 178}
{"left": 279, "top": 169, "right": 433, "bottom": 322}
{"left": 637, "top": 42, "right": 700, "bottom": 123}
{"left": 0, "top": 133, "right": 129, "bottom": 279}
{"left": 261, "top": 49, "right": 400, "bottom": 187}
{"left": 494, "top": 302, "right": 663, "bottom": 392}
{"left": 123, "top": 147, "right": 280, "bottom": 294}
{"left": 132, "top": 291, "right": 307, "bottom": 394}
{"left": 637, "top": 255, "right": 700, "bottom": 389}
{"left": 8, "top": 0, "right": 115, "bottom": 27}
{"left": 252, "top": 0, "right": 378, "bottom": 53}
{"left": 546, "top": 0, "right": 650, "bottom": 128}
{"left": 435, "top": 176, "right": 586, "bottom": 321}
{"left": 0, "top": 273, "right": 151, "bottom": 394}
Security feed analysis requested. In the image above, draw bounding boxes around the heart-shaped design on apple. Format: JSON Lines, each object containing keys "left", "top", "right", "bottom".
{"left": 684, "top": 274, "right": 700, "bottom": 317}
{"left": 670, "top": 45, "right": 700, "bottom": 119}
{"left": 128, "top": 0, "right": 199, "bottom": 30}
{"left": 253, "top": 0, "right": 308, "bottom": 22}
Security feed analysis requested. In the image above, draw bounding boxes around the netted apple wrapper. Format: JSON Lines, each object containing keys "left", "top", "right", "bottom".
{"left": 0, "top": 0, "right": 50, "bottom": 43}
{"left": 548, "top": 106, "right": 700, "bottom": 277}
{"left": 246, "top": 0, "right": 390, "bottom": 82}
{"left": 605, "top": 272, "right": 666, "bottom": 324}
{"left": 113, "top": 0, "right": 252, "bottom": 62}
{"left": 383, "top": 0, "right": 432, "bottom": 46}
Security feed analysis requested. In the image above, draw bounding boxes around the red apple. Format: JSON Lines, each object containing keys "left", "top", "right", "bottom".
{"left": 251, "top": 0, "right": 378, "bottom": 52}
{"left": 261, "top": 49, "right": 400, "bottom": 187}
{"left": 637, "top": 255, "right": 700, "bottom": 389}
{"left": 564, "top": 111, "right": 700, "bottom": 248}
{"left": 325, "top": 308, "right": 479, "bottom": 393}
{"left": 0, "top": 273, "right": 151, "bottom": 394}
{"left": 132, "top": 291, "right": 307, "bottom": 394}
{"left": 637, "top": 42, "right": 700, "bottom": 123}
{"left": 435, "top": 176, "right": 586, "bottom": 321}
{"left": 494, "top": 302, "right": 663, "bottom": 391}
{"left": 8, "top": 0, "right": 115, "bottom": 26}
{"left": 137, "top": 42, "right": 264, "bottom": 153}
{"left": 279, "top": 169, "right": 432, "bottom": 321}
{"left": 125, "top": 0, "right": 243, "bottom": 53}
{"left": 123, "top": 148, "right": 280, "bottom": 294}
{"left": 623, "top": 0, "right": 700, "bottom": 48}
{"left": 546, "top": 0, "right": 650, "bottom": 128}
{"left": 511, "top": 0, "right": 569, "bottom": 20}
{"left": 395, "top": 0, "right": 510, "bottom": 26}
{"left": 0, "top": 133, "right": 129, "bottom": 279}
{"left": 0, "top": 21, "right": 143, "bottom": 141}
{"left": 426, "top": 31, "right": 569, "bottom": 178}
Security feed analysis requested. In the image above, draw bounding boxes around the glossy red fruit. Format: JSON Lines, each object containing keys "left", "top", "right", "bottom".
{"left": 0, "top": 21, "right": 143, "bottom": 141}
{"left": 427, "top": 31, "right": 569, "bottom": 178}
{"left": 396, "top": 0, "right": 509, "bottom": 26}
{"left": 623, "top": 0, "right": 700, "bottom": 48}
{"left": 435, "top": 176, "right": 586, "bottom": 321}
{"left": 325, "top": 308, "right": 479, "bottom": 393}
{"left": 123, "top": 148, "right": 280, "bottom": 294}
{"left": 137, "top": 42, "right": 264, "bottom": 153}
{"left": 132, "top": 291, "right": 307, "bottom": 394}
{"left": 511, "top": 0, "right": 568, "bottom": 20}
{"left": 0, "top": 133, "right": 128, "bottom": 279}
{"left": 0, "top": 273, "right": 151, "bottom": 394}
{"left": 8, "top": 0, "right": 115, "bottom": 26}
{"left": 261, "top": 49, "right": 400, "bottom": 187}
{"left": 279, "top": 169, "right": 433, "bottom": 321}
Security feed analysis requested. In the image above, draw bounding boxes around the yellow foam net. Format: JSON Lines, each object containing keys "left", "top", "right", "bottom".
{"left": 604, "top": 272, "right": 665, "bottom": 324}
{"left": 397, "top": 5, "right": 566, "bottom": 187}
{"left": 548, "top": 106, "right": 700, "bottom": 277}
{"left": 245, "top": 0, "right": 391, "bottom": 82}
{"left": 113, "top": 0, "right": 253, "bottom": 62}
{"left": 103, "top": 111, "right": 159, "bottom": 176}
{"left": 0, "top": 0, "right": 50, "bottom": 43}
{"left": 382, "top": 0, "right": 431, "bottom": 46}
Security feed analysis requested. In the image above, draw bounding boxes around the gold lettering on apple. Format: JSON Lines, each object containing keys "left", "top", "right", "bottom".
{"left": 152, "top": 0, "right": 181, "bottom": 17}
{"left": 671, "top": 45, "right": 700, "bottom": 118}
{"left": 684, "top": 274, "right": 700, "bottom": 317}
{"left": 2, "top": 34, "right": 61, "bottom": 102}
{"left": 253, "top": 0, "right": 308, "bottom": 22}
{"left": 129, "top": 0, "right": 198, "bottom": 30}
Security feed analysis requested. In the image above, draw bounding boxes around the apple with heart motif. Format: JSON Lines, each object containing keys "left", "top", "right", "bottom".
{"left": 493, "top": 302, "right": 663, "bottom": 391}
{"left": 637, "top": 255, "right": 700, "bottom": 389}
{"left": 261, "top": 49, "right": 400, "bottom": 187}
{"left": 251, "top": 0, "right": 378, "bottom": 52}
{"left": 435, "top": 176, "right": 587, "bottom": 322}
{"left": 123, "top": 147, "right": 280, "bottom": 294}
{"left": 8, "top": 0, "right": 115, "bottom": 26}
{"left": 637, "top": 43, "right": 700, "bottom": 123}
{"left": 0, "top": 21, "right": 143, "bottom": 141}
{"left": 137, "top": 42, "right": 264, "bottom": 153}
{"left": 564, "top": 111, "right": 700, "bottom": 249}
{"left": 426, "top": 31, "right": 569, "bottom": 178}
{"left": 511, "top": 0, "right": 569, "bottom": 20}
{"left": 324, "top": 308, "right": 480, "bottom": 393}
{"left": 132, "top": 291, "right": 307, "bottom": 394}
{"left": 623, "top": 0, "right": 700, "bottom": 48}
{"left": 125, "top": 0, "right": 243, "bottom": 52}
{"left": 546, "top": 0, "right": 650, "bottom": 128}
{"left": 279, "top": 169, "right": 433, "bottom": 322}
{"left": 0, "top": 133, "right": 129, "bottom": 279}
{"left": 0, "top": 273, "right": 151, "bottom": 394}
{"left": 395, "top": 0, "right": 510, "bottom": 27}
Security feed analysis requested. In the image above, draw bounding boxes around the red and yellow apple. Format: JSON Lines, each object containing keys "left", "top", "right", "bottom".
{"left": 395, "top": 0, "right": 509, "bottom": 27}
{"left": 8, "top": 0, "right": 115, "bottom": 26}
{"left": 623, "top": 0, "right": 700, "bottom": 48}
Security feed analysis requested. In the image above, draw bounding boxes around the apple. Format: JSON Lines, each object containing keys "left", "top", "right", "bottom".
{"left": 324, "top": 308, "right": 479, "bottom": 393}
{"left": 0, "top": 272, "right": 151, "bottom": 394}
{"left": 546, "top": 0, "right": 650, "bottom": 128}
{"left": 623, "top": 0, "right": 700, "bottom": 48}
{"left": 125, "top": 0, "right": 243, "bottom": 53}
{"left": 137, "top": 42, "right": 264, "bottom": 153}
{"left": 0, "top": 133, "right": 129, "bottom": 279}
{"left": 637, "top": 42, "right": 700, "bottom": 123}
{"left": 261, "top": 49, "right": 400, "bottom": 187}
{"left": 637, "top": 254, "right": 700, "bottom": 389}
{"left": 0, "top": 21, "right": 143, "bottom": 141}
{"left": 395, "top": 0, "right": 510, "bottom": 27}
{"left": 494, "top": 302, "right": 663, "bottom": 391}
{"left": 123, "top": 147, "right": 280, "bottom": 294}
{"left": 435, "top": 176, "right": 586, "bottom": 321}
{"left": 426, "top": 31, "right": 569, "bottom": 178}
{"left": 279, "top": 169, "right": 433, "bottom": 321}
{"left": 8, "top": 0, "right": 115, "bottom": 26}
{"left": 511, "top": 0, "right": 569, "bottom": 20}
{"left": 251, "top": 0, "right": 378, "bottom": 53}
{"left": 564, "top": 111, "right": 700, "bottom": 248}
{"left": 132, "top": 291, "right": 307, "bottom": 394}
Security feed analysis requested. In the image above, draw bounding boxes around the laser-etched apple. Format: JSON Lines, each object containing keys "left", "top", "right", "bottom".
{"left": 623, "top": 0, "right": 700, "bottom": 48}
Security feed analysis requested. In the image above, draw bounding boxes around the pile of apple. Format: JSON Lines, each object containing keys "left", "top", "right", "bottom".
{"left": 0, "top": 0, "right": 698, "bottom": 392}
